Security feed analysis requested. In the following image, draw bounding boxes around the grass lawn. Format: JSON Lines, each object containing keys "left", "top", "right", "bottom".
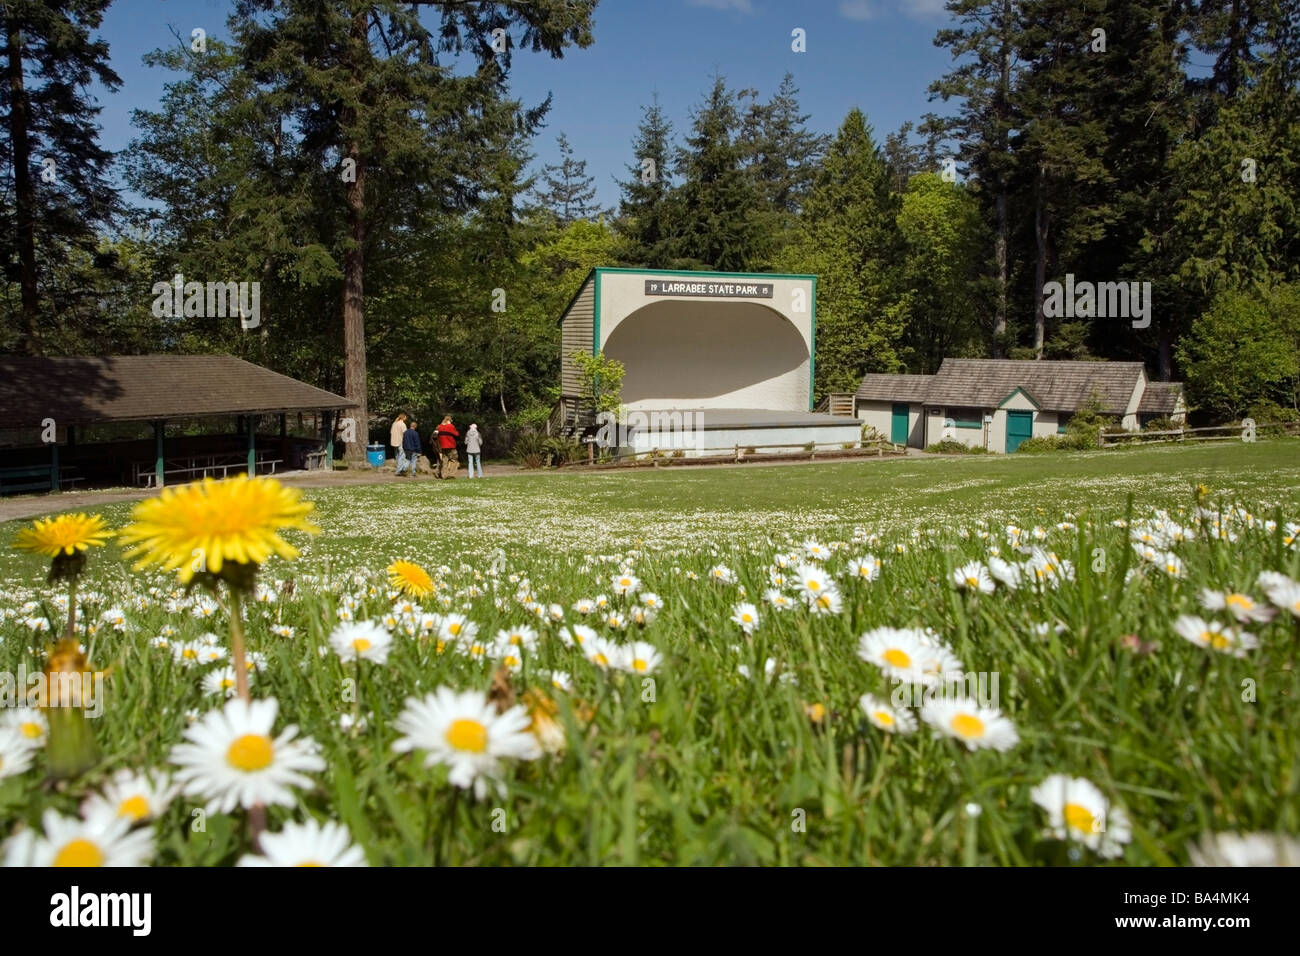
{"left": 1, "top": 440, "right": 1299, "bottom": 865}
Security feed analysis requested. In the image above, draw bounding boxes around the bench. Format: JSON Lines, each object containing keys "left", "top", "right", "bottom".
{"left": 0, "top": 465, "right": 55, "bottom": 495}
{"left": 133, "top": 455, "right": 286, "bottom": 488}
{"left": 304, "top": 450, "right": 327, "bottom": 470}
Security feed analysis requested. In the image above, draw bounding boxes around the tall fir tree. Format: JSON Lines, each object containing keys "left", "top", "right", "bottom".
{"left": 779, "top": 109, "right": 906, "bottom": 396}
{"left": 669, "top": 74, "right": 769, "bottom": 271}
{"left": 614, "top": 95, "right": 676, "bottom": 267}
{"left": 1, "top": 0, "right": 120, "bottom": 354}
{"left": 533, "top": 132, "right": 600, "bottom": 225}
{"left": 736, "top": 72, "right": 828, "bottom": 216}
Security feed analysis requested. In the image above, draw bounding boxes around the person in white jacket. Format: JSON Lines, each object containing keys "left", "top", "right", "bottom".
{"left": 465, "top": 423, "right": 484, "bottom": 478}
{"left": 390, "top": 413, "right": 408, "bottom": 474}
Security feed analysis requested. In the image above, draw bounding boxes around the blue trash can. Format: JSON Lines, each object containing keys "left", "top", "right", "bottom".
{"left": 366, "top": 443, "right": 385, "bottom": 468}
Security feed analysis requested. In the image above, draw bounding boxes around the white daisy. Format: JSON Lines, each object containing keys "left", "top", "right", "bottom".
{"left": 1199, "top": 589, "right": 1275, "bottom": 624}
{"left": 237, "top": 818, "right": 367, "bottom": 867}
{"left": 0, "top": 729, "right": 36, "bottom": 780}
{"left": 1030, "top": 773, "right": 1131, "bottom": 859}
{"left": 0, "top": 708, "right": 47, "bottom": 748}
{"left": 859, "top": 627, "right": 957, "bottom": 686}
{"left": 731, "top": 602, "right": 761, "bottom": 634}
{"left": 27, "top": 809, "right": 154, "bottom": 867}
{"left": 709, "top": 565, "right": 735, "bottom": 584}
{"left": 618, "top": 641, "right": 662, "bottom": 675}
{"left": 847, "top": 556, "right": 881, "bottom": 582}
{"left": 1188, "top": 832, "right": 1300, "bottom": 867}
{"left": 496, "top": 624, "right": 539, "bottom": 651}
{"left": 953, "top": 561, "right": 995, "bottom": 594}
{"left": 1173, "top": 615, "right": 1257, "bottom": 657}
{"left": 921, "top": 697, "right": 1019, "bottom": 752}
{"left": 391, "top": 687, "right": 541, "bottom": 798}
{"left": 987, "top": 556, "right": 1022, "bottom": 590}
{"left": 859, "top": 693, "right": 916, "bottom": 734}
{"left": 81, "top": 769, "right": 179, "bottom": 826}
{"left": 804, "top": 585, "right": 843, "bottom": 615}
{"left": 610, "top": 572, "right": 640, "bottom": 596}
{"left": 201, "top": 666, "right": 249, "bottom": 699}
{"left": 170, "top": 697, "right": 325, "bottom": 813}
{"left": 329, "top": 620, "right": 394, "bottom": 664}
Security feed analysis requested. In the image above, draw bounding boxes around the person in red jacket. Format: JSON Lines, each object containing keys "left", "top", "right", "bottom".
{"left": 436, "top": 415, "right": 460, "bottom": 479}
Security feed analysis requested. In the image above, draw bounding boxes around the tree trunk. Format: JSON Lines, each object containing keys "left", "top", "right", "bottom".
{"left": 1157, "top": 322, "right": 1172, "bottom": 381}
{"left": 994, "top": 188, "right": 1008, "bottom": 356}
{"left": 7, "top": 18, "right": 39, "bottom": 351}
{"left": 340, "top": 10, "right": 368, "bottom": 461}
{"left": 1033, "top": 166, "right": 1048, "bottom": 359}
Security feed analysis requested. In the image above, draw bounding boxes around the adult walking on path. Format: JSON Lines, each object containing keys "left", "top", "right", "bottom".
{"left": 390, "top": 412, "right": 408, "bottom": 473}
{"left": 436, "top": 415, "right": 460, "bottom": 479}
{"left": 465, "top": 423, "right": 484, "bottom": 478}
{"left": 397, "top": 419, "right": 423, "bottom": 476}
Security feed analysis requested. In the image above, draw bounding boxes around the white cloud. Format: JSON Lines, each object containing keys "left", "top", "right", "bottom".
{"left": 686, "top": 0, "right": 756, "bottom": 13}
{"left": 901, "top": 0, "right": 948, "bottom": 18}
{"left": 839, "top": 0, "right": 879, "bottom": 20}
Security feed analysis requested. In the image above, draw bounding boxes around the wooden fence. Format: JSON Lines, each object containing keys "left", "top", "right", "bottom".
{"left": 569, "top": 437, "right": 906, "bottom": 468}
{"left": 1099, "top": 420, "right": 1299, "bottom": 448}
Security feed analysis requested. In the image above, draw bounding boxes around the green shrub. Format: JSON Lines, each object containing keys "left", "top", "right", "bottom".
{"left": 542, "top": 435, "right": 583, "bottom": 467}
{"left": 743, "top": 446, "right": 757, "bottom": 456}
{"left": 1246, "top": 398, "right": 1300, "bottom": 424}
{"left": 1141, "top": 416, "right": 1183, "bottom": 433}
{"left": 511, "top": 433, "right": 548, "bottom": 469}
{"left": 928, "top": 439, "right": 987, "bottom": 454}
{"left": 671, "top": 449, "right": 685, "bottom": 458}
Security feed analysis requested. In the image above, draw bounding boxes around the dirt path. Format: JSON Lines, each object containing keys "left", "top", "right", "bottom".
{"left": 0, "top": 450, "right": 929, "bottom": 523}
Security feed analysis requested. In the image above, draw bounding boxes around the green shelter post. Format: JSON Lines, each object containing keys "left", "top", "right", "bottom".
{"left": 324, "top": 411, "right": 334, "bottom": 468}
{"left": 153, "top": 420, "right": 165, "bottom": 488}
{"left": 247, "top": 415, "right": 257, "bottom": 476}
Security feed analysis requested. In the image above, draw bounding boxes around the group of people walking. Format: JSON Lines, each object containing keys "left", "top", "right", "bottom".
{"left": 389, "top": 412, "right": 484, "bottom": 479}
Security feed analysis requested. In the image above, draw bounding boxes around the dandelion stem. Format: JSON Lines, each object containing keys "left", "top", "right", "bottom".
{"left": 64, "top": 576, "right": 77, "bottom": 640}
{"left": 227, "top": 588, "right": 251, "bottom": 703}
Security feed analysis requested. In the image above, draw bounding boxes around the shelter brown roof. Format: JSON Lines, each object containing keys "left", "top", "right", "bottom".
{"left": 856, "top": 373, "right": 934, "bottom": 403}
{"left": 0, "top": 355, "right": 355, "bottom": 429}
{"left": 1137, "top": 381, "right": 1184, "bottom": 415}
{"left": 922, "top": 359, "right": 1146, "bottom": 414}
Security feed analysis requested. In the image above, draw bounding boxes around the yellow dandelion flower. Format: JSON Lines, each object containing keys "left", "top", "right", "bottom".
{"left": 388, "top": 560, "right": 434, "bottom": 599}
{"left": 13, "top": 513, "right": 112, "bottom": 558}
{"left": 117, "top": 476, "right": 317, "bottom": 586}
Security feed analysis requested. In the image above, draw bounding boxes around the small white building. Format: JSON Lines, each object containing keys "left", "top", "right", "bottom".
{"left": 854, "top": 359, "right": 1185, "bottom": 453}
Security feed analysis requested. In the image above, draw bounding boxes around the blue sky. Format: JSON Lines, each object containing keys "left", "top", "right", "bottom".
{"left": 95, "top": 0, "right": 957, "bottom": 210}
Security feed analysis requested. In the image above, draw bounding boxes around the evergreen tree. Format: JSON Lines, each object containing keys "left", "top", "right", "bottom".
{"left": 0, "top": 0, "right": 121, "bottom": 353}
{"left": 614, "top": 96, "right": 676, "bottom": 267}
{"left": 778, "top": 109, "right": 906, "bottom": 396}
{"left": 930, "top": 0, "right": 1021, "bottom": 356}
{"left": 669, "top": 74, "right": 769, "bottom": 271}
{"left": 737, "top": 73, "right": 828, "bottom": 216}
{"left": 533, "top": 132, "right": 601, "bottom": 225}
{"left": 230, "top": 0, "right": 595, "bottom": 457}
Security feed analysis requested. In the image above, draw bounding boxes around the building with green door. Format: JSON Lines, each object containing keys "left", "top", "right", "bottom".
{"left": 852, "top": 359, "right": 1184, "bottom": 454}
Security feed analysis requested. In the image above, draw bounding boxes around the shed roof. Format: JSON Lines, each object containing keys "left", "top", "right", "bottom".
{"left": 1138, "top": 381, "right": 1184, "bottom": 415}
{"left": 923, "top": 359, "right": 1145, "bottom": 414}
{"left": 856, "top": 373, "right": 934, "bottom": 403}
{"left": 0, "top": 355, "right": 356, "bottom": 429}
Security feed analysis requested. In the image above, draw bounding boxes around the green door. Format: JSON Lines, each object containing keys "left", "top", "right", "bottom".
{"left": 890, "top": 403, "right": 909, "bottom": 445}
{"left": 1006, "top": 410, "right": 1033, "bottom": 453}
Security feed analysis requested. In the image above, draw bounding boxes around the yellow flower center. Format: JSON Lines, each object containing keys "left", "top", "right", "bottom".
{"left": 742, "top": 613, "right": 753, "bottom": 623}
{"left": 296, "top": 861, "right": 324, "bottom": 867}
{"left": 509, "top": 635, "right": 523, "bottom": 645}
{"left": 1204, "top": 630, "right": 1231, "bottom": 650}
{"left": 182, "top": 649, "right": 197, "bottom": 659}
{"left": 816, "top": 595, "right": 832, "bottom": 609}
{"left": 633, "top": 658, "right": 648, "bottom": 672}
{"left": 504, "top": 656, "right": 520, "bottom": 668}
{"left": 966, "top": 576, "right": 980, "bottom": 588}
{"left": 594, "top": 652, "right": 608, "bottom": 667}
{"left": 19, "top": 721, "right": 41, "bottom": 739}
{"left": 445, "top": 718, "right": 487, "bottom": 753}
{"left": 1225, "top": 593, "right": 1251, "bottom": 609}
{"left": 352, "top": 638, "right": 371, "bottom": 653}
{"left": 883, "top": 648, "right": 912, "bottom": 668}
{"left": 226, "top": 733, "right": 274, "bottom": 771}
{"left": 118, "top": 795, "right": 150, "bottom": 821}
{"left": 449, "top": 623, "right": 462, "bottom": 636}
{"left": 807, "top": 580, "right": 821, "bottom": 591}
{"left": 874, "top": 710, "right": 894, "bottom": 726}
{"left": 220, "top": 678, "right": 234, "bottom": 689}
{"left": 54, "top": 838, "right": 105, "bottom": 867}
{"left": 950, "top": 714, "right": 986, "bottom": 739}
{"left": 1064, "top": 803, "right": 1099, "bottom": 834}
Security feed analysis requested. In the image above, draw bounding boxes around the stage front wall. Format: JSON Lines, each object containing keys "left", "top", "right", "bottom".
{"left": 601, "top": 299, "right": 810, "bottom": 411}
